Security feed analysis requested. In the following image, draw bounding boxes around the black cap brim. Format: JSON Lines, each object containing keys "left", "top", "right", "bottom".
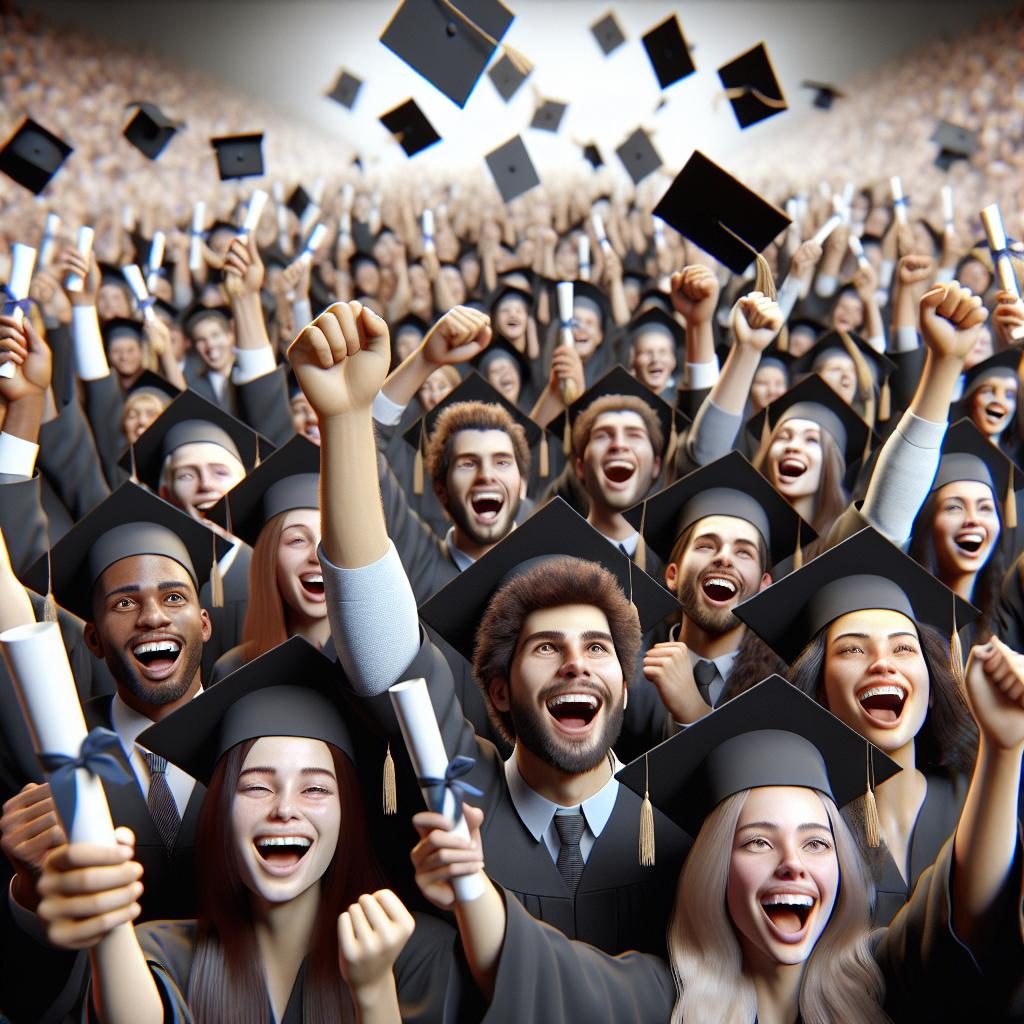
{"left": 485, "top": 135, "right": 541, "bottom": 204}
{"left": 211, "top": 134, "right": 264, "bottom": 180}
{"left": 717, "top": 42, "right": 788, "bottom": 129}
{"left": 123, "top": 103, "right": 180, "bottom": 161}
{"left": 380, "top": 98, "right": 442, "bottom": 157}
{"left": 641, "top": 14, "right": 696, "bottom": 90}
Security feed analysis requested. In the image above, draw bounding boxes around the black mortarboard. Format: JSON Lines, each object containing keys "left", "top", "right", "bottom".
{"left": 615, "top": 128, "right": 662, "bottom": 185}
{"left": 530, "top": 99, "right": 567, "bottom": 134}
{"left": 207, "top": 435, "right": 320, "bottom": 548}
{"left": 419, "top": 496, "right": 679, "bottom": 662}
{"left": 958, "top": 348, "right": 1021, "bottom": 399}
{"left": 101, "top": 317, "right": 144, "bottom": 350}
{"left": 931, "top": 121, "right": 979, "bottom": 171}
{"left": 182, "top": 303, "right": 232, "bottom": 340}
{"left": 653, "top": 151, "right": 790, "bottom": 275}
{"left": 488, "top": 53, "right": 530, "bottom": 102}
{"left": 717, "top": 42, "right": 788, "bottom": 129}
{"left": 616, "top": 674, "right": 901, "bottom": 838}
{"left": 380, "top": 0, "right": 514, "bottom": 108}
{"left": 791, "top": 330, "right": 896, "bottom": 389}
{"left": 756, "top": 341, "right": 795, "bottom": 379}
{"left": 119, "top": 388, "right": 270, "bottom": 490}
{"left": 126, "top": 369, "right": 181, "bottom": 403}
{"left": 287, "top": 185, "right": 312, "bottom": 220}
{"left": 211, "top": 134, "right": 264, "bottom": 180}
{"left": 801, "top": 81, "right": 844, "bottom": 111}
{"left": 745, "top": 373, "right": 874, "bottom": 470}
{"left": 485, "top": 135, "right": 540, "bottom": 204}
{"left": 473, "top": 335, "right": 530, "bottom": 383}
{"left": 487, "top": 282, "right": 534, "bottom": 316}
{"left": 326, "top": 69, "right": 363, "bottom": 109}
{"left": 582, "top": 143, "right": 604, "bottom": 169}
{"left": 641, "top": 14, "right": 696, "bottom": 90}
{"left": 23, "top": 482, "right": 213, "bottom": 622}
{"left": 380, "top": 98, "right": 442, "bottom": 157}
{"left": 624, "top": 450, "right": 812, "bottom": 568}
{"left": 139, "top": 637, "right": 354, "bottom": 785}
{"left": 0, "top": 117, "right": 73, "bottom": 195}
{"left": 123, "top": 103, "right": 180, "bottom": 160}
{"left": 591, "top": 11, "right": 626, "bottom": 55}
{"left": 626, "top": 306, "right": 685, "bottom": 352}
{"left": 788, "top": 317, "right": 826, "bottom": 344}
{"left": 928, "top": 418, "right": 1022, "bottom": 510}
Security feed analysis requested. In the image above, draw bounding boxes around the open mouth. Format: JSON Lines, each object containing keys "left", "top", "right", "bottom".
{"left": 255, "top": 835, "right": 312, "bottom": 870}
{"left": 955, "top": 530, "right": 985, "bottom": 555}
{"left": 470, "top": 492, "right": 504, "bottom": 523}
{"left": 132, "top": 638, "right": 182, "bottom": 677}
{"left": 760, "top": 893, "right": 815, "bottom": 935}
{"left": 603, "top": 460, "right": 636, "bottom": 485}
{"left": 777, "top": 457, "right": 807, "bottom": 480}
{"left": 857, "top": 683, "right": 907, "bottom": 725}
{"left": 701, "top": 575, "right": 738, "bottom": 603}
{"left": 304, "top": 425, "right": 321, "bottom": 443}
{"left": 546, "top": 692, "right": 601, "bottom": 733}
{"left": 300, "top": 573, "right": 325, "bottom": 596}
{"left": 985, "top": 403, "right": 1008, "bottom": 425}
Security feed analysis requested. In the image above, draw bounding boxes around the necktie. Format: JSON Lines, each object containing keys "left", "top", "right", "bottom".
{"left": 618, "top": 543, "right": 630, "bottom": 557}
{"left": 553, "top": 811, "right": 587, "bottom": 896}
{"left": 141, "top": 749, "right": 181, "bottom": 849}
{"left": 693, "top": 659, "right": 718, "bottom": 708}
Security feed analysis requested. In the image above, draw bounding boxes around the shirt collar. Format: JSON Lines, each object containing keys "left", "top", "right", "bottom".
{"left": 111, "top": 688, "right": 203, "bottom": 757}
{"left": 594, "top": 528, "right": 639, "bottom": 556}
{"left": 686, "top": 646, "right": 739, "bottom": 679}
{"left": 445, "top": 526, "right": 476, "bottom": 572}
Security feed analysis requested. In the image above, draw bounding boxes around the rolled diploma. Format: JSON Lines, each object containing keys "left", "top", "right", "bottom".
{"left": 652, "top": 216, "right": 666, "bottom": 251}
{"left": 0, "top": 622, "right": 115, "bottom": 844}
{"left": 146, "top": 230, "right": 165, "bottom": 290}
{"left": 591, "top": 212, "right": 612, "bottom": 253}
{"left": 188, "top": 202, "right": 206, "bottom": 272}
{"left": 339, "top": 211, "right": 352, "bottom": 241}
{"left": 422, "top": 209, "right": 435, "bottom": 253}
{"left": 122, "top": 264, "right": 156, "bottom": 321}
{"left": 981, "top": 204, "right": 1020, "bottom": 298}
{"left": 341, "top": 183, "right": 355, "bottom": 211}
{"left": 556, "top": 281, "right": 580, "bottom": 403}
{"left": 65, "top": 226, "right": 94, "bottom": 293}
{"left": 577, "top": 235, "right": 591, "bottom": 281}
{"left": 389, "top": 678, "right": 484, "bottom": 901}
{"left": 300, "top": 223, "right": 327, "bottom": 264}
{"left": 941, "top": 186, "right": 954, "bottom": 228}
{"left": 842, "top": 181, "right": 855, "bottom": 216}
{"left": 1, "top": 244, "right": 36, "bottom": 378}
{"left": 300, "top": 202, "right": 321, "bottom": 237}
{"left": 848, "top": 234, "right": 870, "bottom": 270}
{"left": 890, "top": 176, "right": 907, "bottom": 225}
{"left": 810, "top": 214, "right": 842, "bottom": 247}
{"left": 38, "top": 213, "right": 61, "bottom": 268}
{"left": 238, "top": 189, "right": 269, "bottom": 239}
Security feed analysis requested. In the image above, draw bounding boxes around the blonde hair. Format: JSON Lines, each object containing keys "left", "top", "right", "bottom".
{"left": 667, "top": 789, "right": 888, "bottom": 1024}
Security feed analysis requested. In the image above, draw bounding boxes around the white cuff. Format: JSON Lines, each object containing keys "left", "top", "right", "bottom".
{"left": 935, "top": 265, "right": 956, "bottom": 283}
{"left": 899, "top": 410, "right": 947, "bottom": 449}
{"left": 372, "top": 390, "right": 407, "bottom": 426}
{"left": 0, "top": 431, "right": 39, "bottom": 478}
{"left": 231, "top": 345, "right": 277, "bottom": 385}
{"left": 893, "top": 326, "right": 920, "bottom": 353}
{"left": 814, "top": 274, "right": 838, "bottom": 299}
{"left": 70, "top": 305, "right": 109, "bottom": 381}
{"left": 685, "top": 360, "right": 720, "bottom": 390}
{"left": 866, "top": 333, "right": 886, "bottom": 354}
{"left": 879, "top": 259, "right": 896, "bottom": 290}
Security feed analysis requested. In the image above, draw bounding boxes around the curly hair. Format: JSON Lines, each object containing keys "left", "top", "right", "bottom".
{"left": 424, "top": 400, "right": 531, "bottom": 488}
{"left": 571, "top": 394, "right": 664, "bottom": 460}
{"left": 472, "top": 556, "right": 642, "bottom": 742}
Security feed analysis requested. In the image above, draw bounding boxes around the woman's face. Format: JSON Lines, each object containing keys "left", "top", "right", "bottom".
{"left": 958, "top": 258, "right": 992, "bottom": 296}
{"left": 122, "top": 392, "right": 166, "bottom": 444}
{"left": 484, "top": 354, "right": 522, "bottom": 405}
{"left": 275, "top": 509, "right": 326, "bottom": 623}
{"left": 232, "top": 736, "right": 340, "bottom": 905}
{"left": 822, "top": 608, "right": 930, "bottom": 753}
{"left": 418, "top": 368, "right": 456, "bottom": 412}
{"left": 969, "top": 376, "right": 1017, "bottom": 438}
{"left": 767, "top": 418, "right": 824, "bottom": 502}
{"left": 831, "top": 292, "right": 864, "bottom": 333}
{"left": 814, "top": 353, "right": 858, "bottom": 405}
{"left": 932, "top": 480, "right": 999, "bottom": 583}
{"left": 750, "top": 365, "right": 788, "bottom": 412}
{"left": 727, "top": 786, "right": 839, "bottom": 968}
{"left": 495, "top": 296, "right": 528, "bottom": 343}
{"left": 290, "top": 393, "right": 320, "bottom": 446}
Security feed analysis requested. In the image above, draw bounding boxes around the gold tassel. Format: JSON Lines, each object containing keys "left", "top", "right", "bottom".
{"left": 863, "top": 744, "right": 882, "bottom": 848}
{"left": 382, "top": 743, "right": 397, "bottom": 816}
{"left": 639, "top": 755, "right": 656, "bottom": 866}
{"left": 792, "top": 520, "right": 803, "bottom": 571}
{"left": 719, "top": 85, "right": 788, "bottom": 112}
{"left": 776, "top": 325, "right": 789, "bottom": 353}
{"left": 665, "top": 413, "right": 680, "bottom": 468}
{"left": 210, "top": 533, "right": 224, "bottom": 608}
{"left": 950, "top": 593, "right": 965, "bottom": 690}
{"left": 878, "top": 377, "right": 891, "bottom": 423}
{"left": 755, "top": 410, "right": 773, "bottom": 466}
{"left": 562, "top": 415, "right": 573, "bottom": 457}
{"left": 413, "top": 421, "right": 425, "bottom": 496}
{"left": 634, "top": 535, "right": 647, "bottom": 573}
{"left": 538, "top": 436, "right": 550, "bottom": 478}
{"left": 437, "top": 0, "right": 533, "bottom": 76}
{"left": 838, "top": 329, "right": 875, "bottom": 427}
{"left": 129, "top": 443, "right": 139, "bottom": 484}
{"left": 717, "top": 222, "right": 776, "bottom": 300}
{"left": 42, "top": 549, "right": 57, "bottom": 623}
{"left": 1005, "top": 471, "right": 1018, "bottom": 530}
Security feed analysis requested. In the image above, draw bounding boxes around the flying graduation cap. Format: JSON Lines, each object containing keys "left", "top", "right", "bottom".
{"left": 379, "top": 98, "right": 442, "bottom": 157}
{"left": 591, "top": 11, "right": 626, "bottom": 55}
{"left": 582, "top": 143, "right": 604, "bottom": 169}
{"left": 485, "top": 135, "right": 540, "bottom": 203}
{"left": 931, "top": 121, "right": 979, "bottom": 171}
{"left": 488, "top": 52, "right": 530, "bottom": 101}
{"left": 123, "top": 102, "right": 181, "bottom": 160}
{"left": 531, "top": 99, "right": 567, "bottom": 133}
{"left": 210, "top": 134, "right": 265, "bottom": 180}
{"left": 642, "top": 14, "right": 696, "bottom": 90}
{"left": 717, "top": 42, "right": 787, "bottom": 129}
{"left": 616, "top": 128, "right": 662, "bottom": 185}
{"left": 326, "top": 69, "right": 364, "bottom": 109}
{"left": 0, "top": 117, "right": 73, "bottom": 195}
{"left": 801, "top": 80, "right": 844, "bottom": 110}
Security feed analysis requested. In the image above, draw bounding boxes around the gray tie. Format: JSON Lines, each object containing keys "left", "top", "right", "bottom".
{"left": 141, "top": 749, "right": 181, "bottom": 849}
{"left": 693, "top": 659, "right": 718, "bottom": 708}
{"left": 553, "top": 811, "right": 587, "bottom": 895}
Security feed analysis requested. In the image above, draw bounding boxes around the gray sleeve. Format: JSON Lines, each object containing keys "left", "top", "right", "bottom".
{"left": 687, "top": 397, "right": 744, "bottom": 466}
{"left": 318, "top": 540, "right": 420, "bottom": 697}
{"left": 861, "top": 411, "right": 947, "bottom": 545}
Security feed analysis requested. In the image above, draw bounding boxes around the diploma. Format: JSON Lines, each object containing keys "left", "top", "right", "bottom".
{"left": 890, "top": 176, "right": 907, "bottom": 225}
{"left": 146, "top": 230, "right": 165, "bottom": 292}
{"left": 389, "top": 678, "right": 484, "bottom": 902}
{"left": 64, "top": 226, "right": 94, "bottom": 293}
{"left": 0, "top": 622, "right": 119, "bottom": 844}
{"left": 238, "top": 189, "right": 269, "bottom": 239}
{"left": 810, "top": 214, "right": 842, "bottom": 247}
{"left": 848, "top": 234, "right": 871, "bottom": 270}
{"left": 981, "top": 204, "right": 1020, "bottom": 298}
{"left": 941, "top": 186, "right": 954, "bottom": 229}
{"left": 421, "top": 208, "right": 435, "bottom": 254}
{"left": 299, "top": 202, "right": 321, "bottom": 237}
{"left": 1, "top": 243, "right": 36, "bottom": 379}
{"left": 300, "top": 223, "right": 327, "bottom": 264}
{"left": 339, "top": 210, "right": 352, "bottom": 242}
{"left": 556, "top": 281, "right": 581, "bottom": 405}
{"left": 188, "top": 202, "right": 206, "bottom": 272}
{"left": 122, "top": 264, "right": 156, "bottom": 321}
{"left": 652, "top": 215, "right": 666, "bottom": 251}
{"left": 341, "top": 183, "right": 355, "bottom": 211}
{"left": 38, "top": 213, "right": 61, "bottom": 269}
{"left": 590, "top": 211, "right": 612, "bottom": 253}
{"left": 577, "top": 235, "right": 591, "bottom": 281}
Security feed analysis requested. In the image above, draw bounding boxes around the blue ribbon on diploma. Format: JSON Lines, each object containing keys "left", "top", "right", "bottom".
{"left": 418, "top": 755, "right": 484, "bottom": 825}
{"left": 2, "top": 287, "right": 31, "bottom": 316}
{"left": 38, "top": 727, "right": 131, "bottom": 831}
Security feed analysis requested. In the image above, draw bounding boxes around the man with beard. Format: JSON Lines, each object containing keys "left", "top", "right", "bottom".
{"left": 289, "top": 299, "right": 689, "bottom": 956}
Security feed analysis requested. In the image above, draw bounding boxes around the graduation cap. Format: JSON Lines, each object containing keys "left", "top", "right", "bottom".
{"left": 624, "top": 450, "right": 813, "bottom": 570}
{"left": 530, "top": 99, "right": 567, "bottom": 134}
{"left": 326, "top": 69, "right": 363, "bottom": 109}
{"left": 616, "top": 674, "right": 901, "bottom": 840}
{"left": 207, "top": 435, "right": 320, "bottom": 547}
{"left": 582, "top": 143, "right": 603, "bottom": 169}
{"left": 787, "top": 317, "right": 826, "bottom": 346}
{"left": 641, "top": 14, "right": 696, "bottom": 90}
{"left": 101, "top": 317, "right": 144, "bottom": 350}
{"left": 419, "top": 496, "right": 680, "bottom": 664}
{"left": 653, "top": 151, "right": 790, "bottom": 275}
{"left": 123, "top": 102, "right": 181, "bottom": 160}
{"left": 211, "top": 134, "right": 264, "bottom": 180}
{"left": 0, "top": 117, "right": 73, "bottom": 195}
{"left": 626, "top": 306, "right": 685, "bottom": 352}
{"left": 379, "top": 98, "right": 442, "bottom": 157}
{"left": 745, "top": 373, "right": 874, "bottom": 471}
{"left": 487, "top": 281, "right": 534, "bottom": 316}
{"left": 485, "top": 135, "right": 540, "bottom": 204}
{"left": 473, "top": 334, "right": 530, "bottom": 384}
{"left": 139, "top": 636, "right": 354, "bottom": 785}
{"left": 735, "top": 527, "right": 980, "bottom": 666}
{"left": 717, "top": 42, "right": 788, "bottom": 129}
{"left": 488, "top": 52, "right": 530, "bottom": 102}
{"left": 286, "top": 185, "right": 313, "bottom": 220}
{"left": 615, "top": 128, "right": 662, "bottom": 186}
{"left": 23, "top": 481, "right": 214, "bottom": 623}
{"left": 591, "top": 11, "right": 626, "bottom": 55}
{"left": 119, "top": 388, "right": 271, "bottom": 491}
{"left": 380, "top": 0, "right": 515, "bottom": 108}
{"left": 182, "top": 303, "right": 232, "bottom": 340}
{"left": 958, "top": 348, "right": 1022, "bottom": 399}
{"left": 931, "top": 120, "right": 979, "bottom": 171}
{"left": 125, "top": 369, "right": 181, "bottom": 403}
{"left": 801, "top": 80, "right": 844, "bottom": 111}
{"left": 392, "top": 312, "right": 431, "bottom": 345}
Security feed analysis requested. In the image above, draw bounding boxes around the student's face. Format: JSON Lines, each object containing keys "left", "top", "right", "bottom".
{"left": 495, "top": 296, "right": 528, "bottom": 343}
{"left": 822, "top": 609, "right": 930, "bottom": 753}
{"left": 969, "top": 377, "right": 1017, "bottom": 438}
{"left": 750, "top": 366, "right": 788, "bottom": 412}
{"left": 162, "top": 441, "right": 246, "bottom": 519}
{"left": 408, "top": 265, "right": 431, "bottom": 300}
{"left": 290, "top": 393, "right": 320, "bottom": 446}
{"left": 815, "top": 353, "right": 858, "bottom": 406}
{"left": 572, "top": 305, "right": 603, "bottom": 360}
{"left": 440, "top": 265, "right": 466, "bottom": 306}
{"left": 631, "top": 333, "right": 677, "bottom": 393}
{"left": 122, "top": 393, "right": 167, "bottom": 445}
{"left": 727, "top": 787, "right": 839, "bottom": 968}
{"left": 496, "top": 604, "right": 625, "bottom": 773}
{"left": 787, "top": 329, "right": 817, "bottom": 359}
{"left": 576, "top": 411, "right": 660, "bottom": 514}
{"left": 354, "top": 261, "right": 380, "bottom": 296}
{"left": 830, "top": 293, "right": 864, "bottom": 333}
{"left": 108, "top": 336, "right": 144, "bottom": 377}
{"left": 931, "top": 480, "right": 999, "bottom": 582}
{"left": 232, "top": 737, "right": 341, "bottom": 906}
{"left": 85, "top": 554, "right": 211, "bottom": 715}
{"left": 275, "top": 509, "right": 326, "bottom": 625}
{"left": 958, "top": 258, "right": 992, "bottom": 296}
{"left": 418, "top": 368, "right": 456, "bottom": 412}
{"left": 98, "top": 284, "right": 132, "bottom": 321}
{"left": 483, "top": 355, "right": 521, "bottom": 405}
{"left": 666, "top": 516, "right": 770, "bottom": 634}
{"left": 192, "top": 316, "right": 234, "bottom": 373}
{"left": 963, "top": 326, "right": 993, "bottom": 371}
{"left": 767, "top": 419, "right": 824, "bottom": 502}
{"left": 440, "top": 429, "right": 523, "bottom": 547}
{"left": 395, "top": 330, "right": 424, "bottom": 362}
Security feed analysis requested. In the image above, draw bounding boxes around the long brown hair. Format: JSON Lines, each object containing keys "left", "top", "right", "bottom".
{"left": 188, "top": 739, "right": 385, "bottom": 1023}
{"left": 240, "top": 512, "right": 292, "bottom": 661}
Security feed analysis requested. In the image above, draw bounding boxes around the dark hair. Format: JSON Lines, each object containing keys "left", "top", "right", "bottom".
{"left": 472, "top": 557, "right": 641, "bottom": 742}
{"left": 189, "top": 738, "right": 384, "bottom": 1024}
{"left": 571, "top": 395, "right": 664, "bottom": 460}
{"left": 666, "top": 519, "right": 770, "bottom": 579}
{"left": 424, "top": 400, "right": 531, "bottom": 488}
{"left": 785, "top": 621, "right": 978, "bottom": 774}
